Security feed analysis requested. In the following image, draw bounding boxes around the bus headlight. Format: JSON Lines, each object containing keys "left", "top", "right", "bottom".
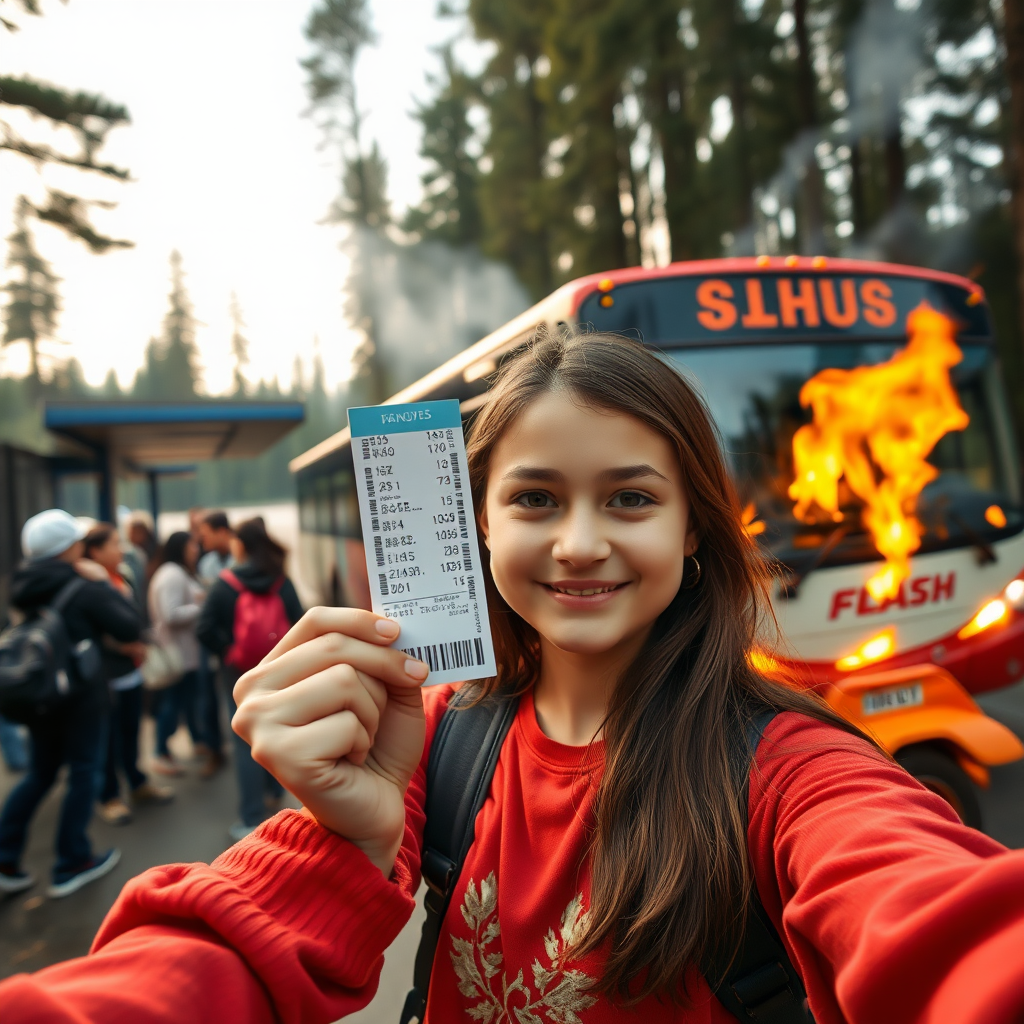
{"left": 1003, "top": 578, "right": 1024, "bottom": 611}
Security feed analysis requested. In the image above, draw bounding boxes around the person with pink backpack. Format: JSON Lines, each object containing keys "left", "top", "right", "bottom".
{"left": 196, "top": 518, "right": 303, "bottom": 841}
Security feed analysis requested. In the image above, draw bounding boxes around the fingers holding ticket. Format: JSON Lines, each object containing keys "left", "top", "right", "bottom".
{"left": 231, "top": 607, "right": 428, "bottom": 875}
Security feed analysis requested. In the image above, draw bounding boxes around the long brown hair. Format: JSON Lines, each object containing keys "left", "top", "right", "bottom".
{"left": 465, "top": 329, "right": 866, "bottom": 1003}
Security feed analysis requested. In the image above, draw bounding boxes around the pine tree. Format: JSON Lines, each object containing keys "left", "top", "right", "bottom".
{"left": 2, "top": 195, "right": 60, "bottom": 384}
{"left": 469, "top": 0, "right": 556, "bottom": 297}
{"left": 404, "top": 46, "right": 484, "bottom": 246}
{"left": 229, "top": 291, "right": 250, "bottom": 396}
{"left": 1, "top": 3, "right": 132, "bottom": 251}
{"left": 303, "top": 0, "right": 392, "bottom": 401}
{"left": 134, "top": 251, "right": 200, "bottom": 401}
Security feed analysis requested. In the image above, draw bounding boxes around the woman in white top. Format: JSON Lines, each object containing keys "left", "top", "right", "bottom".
{"left": 148, "top": 532, "right": 206, "bottom": 776}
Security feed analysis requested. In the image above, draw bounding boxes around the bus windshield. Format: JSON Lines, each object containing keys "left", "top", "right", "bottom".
{"left": 665, "top": 342, "right": 1022, "bottom": 572}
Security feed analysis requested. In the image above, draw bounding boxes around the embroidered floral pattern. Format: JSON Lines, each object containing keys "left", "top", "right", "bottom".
{"left": 450, "top": 872, "right": 599, "bottom": 1024}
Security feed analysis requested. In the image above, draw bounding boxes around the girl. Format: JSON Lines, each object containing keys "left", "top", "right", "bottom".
{"left": 2, "top": 332, "right": 1024, "bottom": 1022}
{"left": 82, "top": 523, "right": 174, "bottom": 825}
{"left": 197, "top": 517, "right": 304, "bottom": 841}
{"left": 148, "top": 532, "right": 207, "bottom": 776}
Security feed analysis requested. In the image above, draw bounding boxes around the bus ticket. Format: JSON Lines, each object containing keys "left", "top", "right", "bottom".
{"left": 348, "top": 399, "right": 497, "bottom": 686}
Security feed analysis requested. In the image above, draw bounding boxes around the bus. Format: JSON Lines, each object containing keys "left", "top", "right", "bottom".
{"left": 290, "top": 255, "right": 1024, "bottom": 826}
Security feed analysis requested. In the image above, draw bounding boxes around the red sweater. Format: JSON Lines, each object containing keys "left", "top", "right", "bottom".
{"left": 2, "top": 683, "right": 1024, "bottom": 1023}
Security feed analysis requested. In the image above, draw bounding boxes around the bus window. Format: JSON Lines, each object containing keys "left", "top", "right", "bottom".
{"left": 331, "top": 470, "right": 360, "bottom": 538}
{"left": 298, "top": 475, "right": 318, "bottom": 534}
{"left": 314, "top": 475, "right": 333, "bottom": 536}
{"left": 664, "top": 341, "right": 1022, "bottom": 571}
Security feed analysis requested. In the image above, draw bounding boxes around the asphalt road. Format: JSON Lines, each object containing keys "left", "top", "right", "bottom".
{"left": 1, "top": 682, "right": 1023, "bottom": 1023}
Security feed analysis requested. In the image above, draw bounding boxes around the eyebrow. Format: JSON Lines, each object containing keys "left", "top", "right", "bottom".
{"left": 501, "top": 463, "right": 669, "bottom": 484}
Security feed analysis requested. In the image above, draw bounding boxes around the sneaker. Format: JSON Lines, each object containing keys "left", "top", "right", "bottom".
{"left": 228, "top": 821, "right": 257, "bottom": 843}
{"left": 97, "top": 798, "right": 133, "bottom": 826}
{"left": 150, "top": 755, "right": 184, "bottom": 777}
{"left": 47, "top": 848, "right": 121, "bottom": 899}
{"left": 131, "top": 781, "right": 175, "bottom": 804}
{"left": 0, "top": 865, "right": 35, "bottom": 895}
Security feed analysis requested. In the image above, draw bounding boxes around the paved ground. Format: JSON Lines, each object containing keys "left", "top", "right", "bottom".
{"left": 1, "top": 681, "right": 1022, "bottom": 1022}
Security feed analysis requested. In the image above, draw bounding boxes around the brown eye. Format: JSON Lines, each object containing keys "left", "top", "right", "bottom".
{"left": 610, "top": 491, "right": 652, "bottom": 509}
{"left": 515, "top": 491, "right": 555, "bottom": 508}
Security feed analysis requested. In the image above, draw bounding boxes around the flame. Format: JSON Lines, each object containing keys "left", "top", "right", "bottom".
{"left": 788, "top": 303, "right": 968, "bottom": 600}
{"left": 741, "top": 502, "right": 766, "bottom": 538}
{"left": 985, "top": 505, "right": 1007, "bottom": 528}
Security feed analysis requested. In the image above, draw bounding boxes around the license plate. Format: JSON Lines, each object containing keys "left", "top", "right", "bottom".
{"left": 861, "top": 683, "right": 923, "bottom": 716}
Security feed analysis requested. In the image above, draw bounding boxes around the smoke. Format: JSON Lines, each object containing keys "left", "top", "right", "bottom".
{"left": 343, "top": 226, "right": 530, "bottom": 395}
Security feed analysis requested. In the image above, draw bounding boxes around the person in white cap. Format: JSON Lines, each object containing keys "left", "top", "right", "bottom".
{"left": 0, "top": 509, "right": 142, "bottom": 899}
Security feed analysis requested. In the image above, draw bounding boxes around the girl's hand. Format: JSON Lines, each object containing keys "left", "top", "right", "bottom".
{"left": 231, "top": 607, "right": 428, "bottom": 877}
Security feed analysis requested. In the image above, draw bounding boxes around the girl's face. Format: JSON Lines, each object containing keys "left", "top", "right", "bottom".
{"left": 185, "top": 538, "right": 200, "bottom": 571}
{"left": 91, "top": 534, "right": 122, "bottom": 573}
{"left": 481, "top": 391, "right": 697, "bottom": 661}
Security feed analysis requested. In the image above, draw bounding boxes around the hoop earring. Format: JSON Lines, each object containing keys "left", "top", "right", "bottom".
{"left": 683, "top": 555, "right": 702, "bottom": 589}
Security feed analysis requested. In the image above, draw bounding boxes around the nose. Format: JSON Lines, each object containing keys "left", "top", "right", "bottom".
{"left": 551, "top": 502, "right": 612, "bottom": 566}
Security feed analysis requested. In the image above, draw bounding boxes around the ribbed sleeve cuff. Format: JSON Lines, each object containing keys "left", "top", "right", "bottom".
{"left": 93, "top": 810, "right": 415, "bottom": 1023}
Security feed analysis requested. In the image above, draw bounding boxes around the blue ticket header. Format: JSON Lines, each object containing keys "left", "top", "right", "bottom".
{"left": 348, "top": 399, "right": 462, "bottom": 437}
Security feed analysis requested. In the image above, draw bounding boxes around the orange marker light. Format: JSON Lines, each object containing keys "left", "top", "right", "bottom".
{"left": 600, "top": 294, "right": 614, "bottom": 307}
{"left": 785, "top": 255, "right": 799, "bottom": 267}
{"left": 811, "top": 256, "right": 827, "bottom": 269}
{"left": 966, "top": 291, "right": 982, "bottom": 307}
{"left": 598, "top": 277, "right": 615, "bottom": 292}
{"left": 835, "top": 628, "right": 896, "bottom": 671}
{"left": 985, "top": 505, "right": 1007, "bottom": 528}
{"left": 756, "top": 255, "right": 771, "bottom": 267}
{"left": 958, "top": 599, "right": 1009, "bottom": 640}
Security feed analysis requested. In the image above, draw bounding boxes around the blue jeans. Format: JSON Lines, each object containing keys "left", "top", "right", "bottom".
{"left": 0, "top": 700, "right": 105, "bottom": 878}
{"left": 101, "top": 685, "right": 147, "bottom": 801}
{"left": 0, "top": 715, "right": 28, "bottom": 773}
{"left": 196, "top": 649, "right": 223, "bottom": 754}
{"left": 155, "top": 670, "right": 203, "bottom": 757}
{"left": 223, "top": 667, "right": 282, "bottom": 826}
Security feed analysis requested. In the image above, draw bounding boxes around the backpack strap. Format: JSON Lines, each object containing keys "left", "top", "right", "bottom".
{"left": 704, "top": 710, "right": 814, "bottom": 1024}
{"left": 400, "top": 687, "right": 520, "bottom": 1024}
{"left": 49, "top": 576, "right": 87, "bottom": 615}
{"left": 219, "top": 568, "right": 243, "bottom": 592}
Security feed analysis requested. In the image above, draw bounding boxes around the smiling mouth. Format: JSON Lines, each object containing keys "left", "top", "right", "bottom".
{"left": 544, "top": 582, "right": 629, "bottom": 597}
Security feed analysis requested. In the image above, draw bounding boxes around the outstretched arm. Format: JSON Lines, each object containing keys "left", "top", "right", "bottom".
{"left": 0, "top": 608, "right": 444, "bottom": 1024}
{"left": 751, "top": 714, "right": 1024, "bottom": 1024}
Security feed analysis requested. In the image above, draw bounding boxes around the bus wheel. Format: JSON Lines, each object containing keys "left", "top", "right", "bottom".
{"left": 896, "top": 745, "right": 983, "bottom": 830}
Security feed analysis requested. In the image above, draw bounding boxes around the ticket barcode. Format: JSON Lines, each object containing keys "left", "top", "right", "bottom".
{"left": 461, "top": 541, "right": 473, "bottom": 572}
{"left": 450, "top": 451, "right": 462, "bottom": 490}
{"left": 364, "top": 466, "right": 376, "bottom": 499}
{"left": 401, "top": 637, "right": 486, "bottom": 673}
{"left": 377, "top": 573, "right": 388, "bottom": 597}
{"left": 373, "top": 536, "right": 384, "bottom": 567}
{"left": 456, "top": 498, "right": 468, "bottom": 538}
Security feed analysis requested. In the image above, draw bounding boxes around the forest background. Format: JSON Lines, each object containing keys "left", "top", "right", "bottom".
{"left": 1, "top": 0, "right": 1022, "bottom": 515}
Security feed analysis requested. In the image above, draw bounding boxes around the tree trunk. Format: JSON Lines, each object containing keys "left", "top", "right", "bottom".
{"left": 849, "top": 137, "right": 867, "bottom": 237}
{"left": 793, "top": 0, "right": 826, "bottom": 254}
{"left": 884, "top": 129, "right": 905, "bottom": 209}
{"left": 1002, "top": 0, "right": 1024, "bottom": 351}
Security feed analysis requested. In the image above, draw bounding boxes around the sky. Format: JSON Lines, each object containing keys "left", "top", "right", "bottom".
{"left": 0, "top": 0, "right": 473, "bottom": 393}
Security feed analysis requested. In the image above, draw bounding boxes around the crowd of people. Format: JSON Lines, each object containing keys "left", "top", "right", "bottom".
{"left": 0, "top": 506, "right": 303, "bottom": 897}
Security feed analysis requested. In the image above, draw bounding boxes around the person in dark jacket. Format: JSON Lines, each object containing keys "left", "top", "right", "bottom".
{"left": 82, "top": 524, "right": 174, "bottom": 826}
{"left": 196, "top": 517, "right": 302, "bottom": 842}
{"left": 0, "top": 510, "right": 142, "bottom": 899}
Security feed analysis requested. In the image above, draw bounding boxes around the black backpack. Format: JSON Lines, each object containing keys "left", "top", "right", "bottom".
{"left": 0, "top": 577, "right": 101, "bottom": 723}
{"left": 400, "top": 689, "right": 813, "bottom": 1024}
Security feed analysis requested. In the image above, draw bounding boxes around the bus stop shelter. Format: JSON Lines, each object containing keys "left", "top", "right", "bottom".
{"left": 43, "top": 400, "right": 305, "bottom": 522}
